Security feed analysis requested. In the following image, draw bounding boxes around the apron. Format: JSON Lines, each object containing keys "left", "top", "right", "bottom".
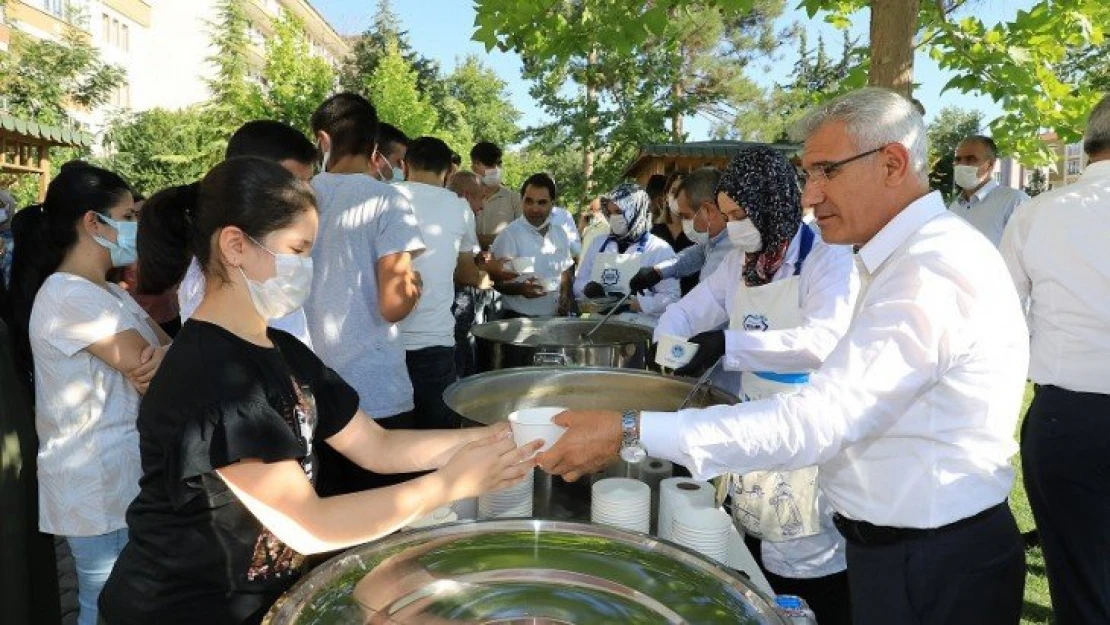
{"left": 590, "top": 237, "right": 646, "bottom": 295}
{"left": 727, "top": 226, "right": 821, "bottom": 543}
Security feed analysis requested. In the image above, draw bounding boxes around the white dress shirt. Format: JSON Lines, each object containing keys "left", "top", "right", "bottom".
{"left": 1000, "top": 159, "right": 1110, "bottom": 395}
{"left": 574, "top": 234, "right": 680, "bottom": 314}
{"left": 655, "top": 223, "right": 858, "bottom": 375}
{"left": 550, "top": 207, "right": 582, "bottom": 257}
{"left": 948, "top": 179, "right": 1028, "bottom": 247}
{"left": 491, "top": 217, "right": 574, "bottom": 317}
{"left": 643, "top": 191, "right": 1029, "bottom": 528}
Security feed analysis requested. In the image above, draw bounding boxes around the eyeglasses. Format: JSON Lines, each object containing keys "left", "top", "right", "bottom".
{"left": 799, "top": 145, "right": 888, "bottom": 186}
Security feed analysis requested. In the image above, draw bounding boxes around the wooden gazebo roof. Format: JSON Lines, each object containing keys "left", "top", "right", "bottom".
{"left": 0, "top": 114, "right": 93, "bottom": 200}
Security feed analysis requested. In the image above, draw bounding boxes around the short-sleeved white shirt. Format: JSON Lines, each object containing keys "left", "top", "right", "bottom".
{"left": 306, "top": 173, "right": 426, "bottom": 419}
{"left": 177, "top": 258, "right": 314, "bottom": 349}
{"left": 491, "top": 217, "right": 574, "bottom": 317}
{"left": 395, "top": 181, "right": 479, "bottom": 350}
{"left": 30, "top": 272, "right": 160, "bottom": 536}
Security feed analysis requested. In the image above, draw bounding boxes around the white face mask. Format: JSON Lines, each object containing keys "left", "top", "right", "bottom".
{"left": 391, "top": 166, "right": 405, "bottom": 182}
{"left": 609, "top": 213, "right": 629, "bottom": 236}
{"left": 953, "top": 164, "right": 983, "bottom": 190}
{"left": 316, "top": 139, "right": 330, "bottom": 173}
{"left": 240, "top": 238, "right": 313, "bottom": 320}
{"left": 667, "top": 196, "right": 680, "bottom": 215}
{"left": 481, "top": 167, "right": 502, "bottom": 187}
{"left": 726, "top": 218, "right": 763, "bottom": 253}
{"left": 682, "top": 218, "right": 709, "bottom": 245}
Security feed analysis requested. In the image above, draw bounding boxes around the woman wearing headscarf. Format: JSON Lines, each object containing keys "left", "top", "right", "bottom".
{"left": 652, "top": 145, "right": 860, "bottom": 625}
{"left": 573, "top": 182, "right": 680, "bottom": 321}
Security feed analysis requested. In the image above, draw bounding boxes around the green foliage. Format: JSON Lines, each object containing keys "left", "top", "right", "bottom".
{"left": 365, "top": 40, "right": 438, "bottom": 140}
{"left": 926, "top": 106, "right": 983, "bottom": 200}
{"left": 0, "top": 20, "right": 124, "bottom": 127}
{"left": 443, "top": 55, "right": 521, "bottom": 146}
{"left": 339, "top": 0, "right": 441, "bottom": 100}
{"left": 95, "top": 107, "right": 225, "bottom": 196}
{"left": 247, "top": 11, "right": 335, "bottom": 136}
{"left": 1023, "top": 168, "right": 1049, "bottom": 198}
{"left": 204, "top": 0, "right": 252, "bottom": 124}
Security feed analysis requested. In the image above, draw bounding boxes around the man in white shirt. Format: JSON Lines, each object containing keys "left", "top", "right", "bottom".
{"left": 628, "top": 168, "right": 736, "bottom": 296}
{"left": 490, "top": 174, "right": 574, "bottom": 318}
{"left": 308, "top": 93, "right": 426, "bottom": 494}
{"left": 395, "top": 137, "right": 481, "bottom": 429}
{"left": 948, "top": 135, "right": 1028, "bottom": 246}
{"left": 540, "top": 88, "right": 1029, "bottom": 625}
{"left": 654, "top": 146, "right": 858, "bottom": 625}
{"left": 177, "top": 120, "right": 317, "bottom": 348}
{"left": 1000, "top": 94, "right": 1110, "bottom": 625}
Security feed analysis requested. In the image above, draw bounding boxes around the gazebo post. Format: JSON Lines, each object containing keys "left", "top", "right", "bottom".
{"left": 37, "top": 142, "right": 50, "bottom": 201}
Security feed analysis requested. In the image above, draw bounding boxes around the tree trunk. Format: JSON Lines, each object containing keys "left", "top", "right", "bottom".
{"left": 868, "top": 0, "right": 920, "bottom": 97}
{"left": 671, "top": 78, "right": 684, "bottom": 142}
{"left": 584, "top": 46, "right": 598, "bottom": 197}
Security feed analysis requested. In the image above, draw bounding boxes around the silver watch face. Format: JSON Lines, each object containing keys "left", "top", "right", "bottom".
{"left": 620, "top": 444, "right": 647, "bottom": 463}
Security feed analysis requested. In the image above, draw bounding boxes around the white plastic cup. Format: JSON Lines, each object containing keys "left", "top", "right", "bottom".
{"left": 508, "top": 406, "right": 567, "bottom": 452}
{"left": 655, "top": 334, "right": 699, "bottom": 369}
{"left": 511, "top": 256, "right": 537, "bottom": 274}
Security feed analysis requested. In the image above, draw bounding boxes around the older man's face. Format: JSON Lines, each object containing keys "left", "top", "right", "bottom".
{"left": 800, "top": 120, "right": 891, "bottom": 246}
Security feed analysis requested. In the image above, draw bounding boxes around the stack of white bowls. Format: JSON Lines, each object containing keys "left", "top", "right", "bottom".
{"left": 670, "top": 506, "right": 732, "bottom": 564}
{"left": 591, "top": 478, "right": 651, "bottom": 533}
{"left": 657, "top": 478, "right": 715, "bottom": 540}
{"left": 404, "top": 506, "right": 459, "bottom": 531}
{"left": 478, "top": 469, "right": 534, "bottom": 519}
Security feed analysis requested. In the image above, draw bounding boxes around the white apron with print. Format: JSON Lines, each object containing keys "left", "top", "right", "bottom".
{"left": 726, "top": 272, "right": 822, "bottom": 544}
{"left": 589, "top": 240, "right": 644, "bottom": 295}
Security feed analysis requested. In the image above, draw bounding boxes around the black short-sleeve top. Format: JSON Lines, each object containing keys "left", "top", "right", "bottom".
{"left": 100, "top": 320, "right": 359, "bottom": 625}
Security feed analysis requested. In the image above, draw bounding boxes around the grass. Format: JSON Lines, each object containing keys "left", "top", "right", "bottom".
{"left": 1012, "top": 383, "right": 1054, "bottom": 624}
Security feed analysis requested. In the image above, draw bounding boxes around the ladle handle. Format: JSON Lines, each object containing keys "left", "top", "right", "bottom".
{"left": 583, "top": 290, "right": 634, "bottom": 340}
{"left": 677, "top": 356, "right": 723, "bottom": 411}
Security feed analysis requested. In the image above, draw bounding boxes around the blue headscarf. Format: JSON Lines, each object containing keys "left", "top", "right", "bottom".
{"left": 602, "top": 182, "right": 652, "bottom": 252}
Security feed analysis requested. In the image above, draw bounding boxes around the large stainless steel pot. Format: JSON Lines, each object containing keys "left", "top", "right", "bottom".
{"left": 264, "top": 520, "right": 789, "bottom": 625}
{"left": 443, "top": 367, "right": 739, "bottom": 520}
{"left": 471, "top": 317, "right": 652, "bottom": 371}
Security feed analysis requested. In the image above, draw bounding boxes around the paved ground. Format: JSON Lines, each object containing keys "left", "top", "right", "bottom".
{"left": 56, "top": 537, "right": 78, "bottom": 625}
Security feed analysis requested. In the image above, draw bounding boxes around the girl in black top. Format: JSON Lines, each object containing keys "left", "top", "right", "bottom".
{"left": 99, "top": 158, "right": 539, "bottom": 625}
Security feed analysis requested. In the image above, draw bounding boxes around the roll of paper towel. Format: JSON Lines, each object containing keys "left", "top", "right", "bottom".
{"left": 657, "top": 477, "right": 715, "bottom": 540}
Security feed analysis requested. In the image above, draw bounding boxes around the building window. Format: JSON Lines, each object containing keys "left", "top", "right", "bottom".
{"left": 1066, "top": 159, "right": 1081, "bottom": 176}
{"left": 102, "top": 13, "right": 110, "bottom": 41}
{"left": 1066, "top": 143, "right": 1082, "bottom": 157}
{"left": 43, "top": 0, "right": 66, "bottom": 18}
{"left": 121, "top": 24, "right": 129, "bottom": 52}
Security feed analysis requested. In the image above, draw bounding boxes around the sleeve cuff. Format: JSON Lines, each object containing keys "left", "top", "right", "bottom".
{"left": 656, "top": 260, "right": 677, "bottom": 279}
{"left": 640, "top": 411, "right": 685, "bottom": 465}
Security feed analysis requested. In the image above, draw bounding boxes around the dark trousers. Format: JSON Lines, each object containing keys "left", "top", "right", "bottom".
{"left": 452, "top": 285, "right": 499, "bottom": 378}
{"left": 844, "top": 503, "right": 1025, "bottom": 625}
{"left": 405, "top": 346, "right": 460, "bottom": 430}
{"left": 743, "top": 535, "right": 851, "bottom": 625}
{"left": 1022, "top": 384, "right": 1110, "bottom": 625}
{"left": 314, "top": 411, "right": 422, "bottom": 496}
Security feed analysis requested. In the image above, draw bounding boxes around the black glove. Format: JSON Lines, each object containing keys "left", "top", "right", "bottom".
{"left": 583, "top": 281, "right": 606, "bottom": 298}
{"left": 628, "top": 267, "right": 662, "bottom": 294}
{"left": 674, "top": 330, "right": 726, "bottom": 377}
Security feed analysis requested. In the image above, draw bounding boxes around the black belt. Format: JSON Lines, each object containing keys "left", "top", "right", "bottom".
{"left": 833, "top": 502, "right": 1006, "bottom": 546}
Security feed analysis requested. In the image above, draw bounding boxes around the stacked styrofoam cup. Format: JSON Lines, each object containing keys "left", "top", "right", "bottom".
{"left": 591, "top": 478, "right": 651, "bottom": 533}
{"left": 657, "top": 478, "right": 715, "bottom": 540}
{"left": 671, "top": 506, "right": 732, "bottom": 564}
{"left": 404, "top": 506, "right": 459, "bottom": 531}
{"left": 478, "top": 469, "right": 534, "bottom": 519}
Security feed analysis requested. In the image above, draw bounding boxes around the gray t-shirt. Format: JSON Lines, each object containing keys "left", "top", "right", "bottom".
{"left": 306, "top": 173, "right": 425, "bottom": 418}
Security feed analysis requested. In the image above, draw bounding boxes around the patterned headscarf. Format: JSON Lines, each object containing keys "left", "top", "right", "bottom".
{"left": 717, "top": 146, "right": 802, "bottom": 287}
{"left": 603, "top": 182, "right": 652, "bottom": 251}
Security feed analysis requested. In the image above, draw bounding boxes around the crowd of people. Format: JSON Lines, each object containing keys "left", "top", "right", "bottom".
{"left": 0, "top": 85, "right": 1106, "bottom": 625}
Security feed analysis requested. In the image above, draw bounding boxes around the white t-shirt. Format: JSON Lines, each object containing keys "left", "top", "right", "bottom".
{"left": 395, "top": 181, "right": 479, "bottom": 350}
{"left": 29, "top": 272, "right": 160, "bottom": 536}
{"left": 306, "top": 172, "right": 426, "bottom": 419}
{"left": 491, "top": 217, "right": 574, "bottom": 317}
{"left": 177, "top": 258, "right": 314, "bottom": 349}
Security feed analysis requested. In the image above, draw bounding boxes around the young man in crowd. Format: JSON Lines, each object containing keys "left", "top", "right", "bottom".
{"left": 309, "top": 93, "right": 426, "bottom": 493}
{"left": 470, "top": 141, "right": 522, "bottom": 250}
{"left": 396, "top": 137, "right": 482, "bottom": 429}
{"left": 372, "top": 122, "right": 410, "bottom": 183}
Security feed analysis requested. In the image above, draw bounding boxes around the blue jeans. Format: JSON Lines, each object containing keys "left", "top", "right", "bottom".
{"left": 66, "top": 528, "right": 128, "bottom": 625}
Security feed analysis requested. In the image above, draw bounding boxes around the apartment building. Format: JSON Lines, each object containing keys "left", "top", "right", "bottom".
{"left": 0, "top": 0, "right": 349, "bottom": 134}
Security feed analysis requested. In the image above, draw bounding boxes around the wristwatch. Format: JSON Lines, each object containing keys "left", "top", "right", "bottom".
{"left": 620, "top": 410, "right": 647, "bottom": 463}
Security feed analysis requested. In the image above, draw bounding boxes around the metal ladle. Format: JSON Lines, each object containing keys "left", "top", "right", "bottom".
{"left": 676, "top": 355, "right": 723, "bottom": 410}
{"left": 580, "top": 290, "right": 634, "bottom": 342}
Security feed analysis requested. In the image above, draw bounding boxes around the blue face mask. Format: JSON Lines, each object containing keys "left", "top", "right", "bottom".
{"left": 93, "top": 214, "right": 138, "bottom": 267}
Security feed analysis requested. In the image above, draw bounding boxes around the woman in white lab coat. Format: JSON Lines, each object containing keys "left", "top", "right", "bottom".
{"left": 654, "top": 146, "right": 859, "bottom": 625}
{"left": 574, "top": 183, "right": 679, "bottom": 323}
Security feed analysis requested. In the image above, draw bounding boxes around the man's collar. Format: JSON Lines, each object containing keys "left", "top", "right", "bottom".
{"left": 960, "top": 178, "right": 999, "bottom": 205}
{"left": 857, "top": 191, "right": 946, "bottom": 274}
{"left": 708, "top": 228, "right": 729, "bottom": 246}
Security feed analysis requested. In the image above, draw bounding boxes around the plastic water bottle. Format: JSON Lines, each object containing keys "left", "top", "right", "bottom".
{"left": 775, "top": 595, "right": 818, "bottom": 624}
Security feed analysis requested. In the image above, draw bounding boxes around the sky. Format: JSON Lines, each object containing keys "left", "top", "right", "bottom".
{"left": 312, "top": 0, "right": 1037, "bottom": 141}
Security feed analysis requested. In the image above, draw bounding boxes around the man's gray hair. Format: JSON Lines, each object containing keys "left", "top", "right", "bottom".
{"left": 1083, "top": 94, "right": 1110, "bottom": 157}
{"left": 791, "top": 87, "right": 929, "bottom": 184}
{"left": 676, "top": 167, "right": 722, "bottom": 207}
